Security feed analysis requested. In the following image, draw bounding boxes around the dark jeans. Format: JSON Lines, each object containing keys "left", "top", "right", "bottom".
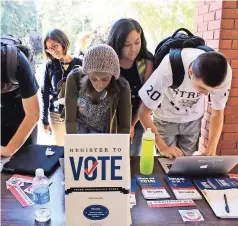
{"left": 130, "top": 121, "right": 144, "bottom": 156}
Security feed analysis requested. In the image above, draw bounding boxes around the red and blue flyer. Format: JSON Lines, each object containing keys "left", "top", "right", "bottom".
{"left": 136, "top": 175, "right": 170, "bottom": 199}
{"left": 165, "top": 176, "right": 202, "bottom": 200}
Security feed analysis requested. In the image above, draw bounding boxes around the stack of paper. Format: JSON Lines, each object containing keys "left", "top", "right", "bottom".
{"left": 6, "top": 174, "right": 34, "bottom": 207}
{"left": 130, "top": 178, "right": 137, "bottom": 208}
{"left": 136, "top": 175, "right": 170, "bottom": 199}
{"left": 165, "top": 176, "right": 202, "bottom": 200}
{"left": 228, "top": 174, "right": 238, "bottom": 182}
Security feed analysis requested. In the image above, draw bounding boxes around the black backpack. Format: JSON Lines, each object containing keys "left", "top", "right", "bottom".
{"left": 1, "top": 35, "right": 35, "bottom": 86}
{"left": 154, "top": 28, "right": 214, "bottom": 89}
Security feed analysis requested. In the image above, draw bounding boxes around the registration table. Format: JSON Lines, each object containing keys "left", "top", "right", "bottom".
{"left": 1, "top": 157, "right": 238, "bottom": 226}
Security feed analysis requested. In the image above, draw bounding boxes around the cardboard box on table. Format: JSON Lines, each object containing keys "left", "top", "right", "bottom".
{"left": 64, "top": 134, "right": 131, "bottom": 226}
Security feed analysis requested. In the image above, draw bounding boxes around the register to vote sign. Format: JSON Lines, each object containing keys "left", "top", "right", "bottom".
{"left": 64, "top": 134, "right": 131, "bottom": 226}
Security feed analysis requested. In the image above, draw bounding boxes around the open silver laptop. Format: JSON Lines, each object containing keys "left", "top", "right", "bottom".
{"left": 158, "top": 156, "right": 238, "bottom": 176}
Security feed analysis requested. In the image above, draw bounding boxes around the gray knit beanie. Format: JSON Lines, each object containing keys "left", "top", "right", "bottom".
{"left": 82, "top": 44, "right": 120, "bottom": 79}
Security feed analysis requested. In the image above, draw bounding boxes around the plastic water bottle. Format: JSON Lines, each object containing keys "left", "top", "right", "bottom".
{"left": 33, "top": 168, "right": 51, "bottom": 222}
{"left": 140, "top": 128, "right": 155, "bottom": 175}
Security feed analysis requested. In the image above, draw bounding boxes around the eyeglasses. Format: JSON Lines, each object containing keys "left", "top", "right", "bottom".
{"left": 45, "top": 43, "right": 60, "bottom": 53}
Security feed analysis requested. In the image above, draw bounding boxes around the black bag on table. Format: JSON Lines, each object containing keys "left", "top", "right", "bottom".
{"left": 2, "top": 144, "right": 64, "bottom": 176}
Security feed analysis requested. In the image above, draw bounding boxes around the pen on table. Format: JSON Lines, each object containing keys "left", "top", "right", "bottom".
{"left": 224, "top": 194, "right": 230, "bottom": 213}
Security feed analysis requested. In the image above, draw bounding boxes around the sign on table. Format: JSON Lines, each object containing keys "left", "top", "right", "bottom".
{"left": 64, "top": 134, "right": 131, "bottom": 226}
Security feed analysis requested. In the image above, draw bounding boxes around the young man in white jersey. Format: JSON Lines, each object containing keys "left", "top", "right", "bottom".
{"left": 138, "top": 49, "right": 232, "bottom": 158}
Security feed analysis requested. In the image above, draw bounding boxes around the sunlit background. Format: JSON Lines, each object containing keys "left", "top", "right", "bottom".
{"left": 1, "top": 0, "right": 196, "bottom": 144}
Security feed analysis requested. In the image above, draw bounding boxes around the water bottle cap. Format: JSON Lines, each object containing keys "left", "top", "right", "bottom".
{"left": 143, "top": 128, "right": 155, "bottom": 140}
{"left": 35, "top": 168, "right": 44, "bottom": 177}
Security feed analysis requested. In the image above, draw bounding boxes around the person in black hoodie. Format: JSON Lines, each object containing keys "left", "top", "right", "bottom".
{"left": 41, "top": 29, "right": 82, "bottom": 146}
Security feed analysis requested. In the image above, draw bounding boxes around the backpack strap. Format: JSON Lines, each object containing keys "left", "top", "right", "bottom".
{"left": 71, "top": 65, "right": 83, "bottom": 91}
{"left": 59, "top": 66, "right": 82, "bottom": 120}
{"left": 136, "top": 58, "right": 146, "bottom": 83}
{"left": 6, "top": 45, "right": 18, "bottom": 85}
{"left": 73, "top": 68, "right": 80, "bottom": 91}
{"left": 171, "top": 28, "right": 194, "bottom": 38}
{"left": 52, "top": 59, "right": 61, "bottom": 70}
{"left": 197, "top": 45, "right": 214, "bottom": 52}
{"left": 169, "top": 45, "right": 214, "bottom": 90}
{"left": 48, "top": 59, "right": 61, "bottom": 82}
{"left": 1, "top": 35, "right": 21, "bottom": 46}
{"left": 169, "top": 49, "right": 184, "bottom": 89}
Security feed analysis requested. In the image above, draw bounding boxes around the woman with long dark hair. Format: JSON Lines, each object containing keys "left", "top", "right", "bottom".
{"left": 41, "top": 29, "right": 82, "bottom": 145}
{"left": 107, "top": 18, "right": 154, "bottom": 155}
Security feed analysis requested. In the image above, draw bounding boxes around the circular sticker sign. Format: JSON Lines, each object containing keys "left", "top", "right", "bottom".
{"left": 184, "top": 211, "right": 202, "bottom": 221}
{"left": 83, "top": 205, "right": 109, "bottom": 221}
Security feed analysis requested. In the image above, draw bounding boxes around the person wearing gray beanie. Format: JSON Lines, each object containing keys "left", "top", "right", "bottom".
{"left": 64, "top": 44, "right": 132, "bottom": 135}
{"left": 82, "top": 44, "right": 120, "bottom": 80}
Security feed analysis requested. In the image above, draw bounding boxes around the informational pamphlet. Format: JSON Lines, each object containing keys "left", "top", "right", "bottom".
{"left": 165, "top": 176, "right": 202, "bottom": 200}
{"left": 136, "top": 175, "right": 170, "bottom": 199}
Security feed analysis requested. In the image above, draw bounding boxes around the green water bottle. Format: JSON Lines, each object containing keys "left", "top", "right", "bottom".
{"left": 140, "top": 128, "right": 155, "bottom": 175}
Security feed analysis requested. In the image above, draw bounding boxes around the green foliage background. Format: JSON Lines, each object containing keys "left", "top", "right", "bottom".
{"left": 1, "top": 0, "right": 196, "bottom": 56}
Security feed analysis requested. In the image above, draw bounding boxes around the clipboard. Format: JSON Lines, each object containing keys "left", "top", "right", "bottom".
{"left": 194, "top": 178, "right": 238, "bottom": 218}
{"left": 203, "top": 189, "right": 238, "bottom": 218}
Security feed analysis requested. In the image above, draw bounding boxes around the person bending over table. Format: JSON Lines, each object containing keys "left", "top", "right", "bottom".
{"left": 65, "top": 44, "right": 131, "bottom": 134}
{"left": 138, "top": 51, "right": 231, "bottom": 158}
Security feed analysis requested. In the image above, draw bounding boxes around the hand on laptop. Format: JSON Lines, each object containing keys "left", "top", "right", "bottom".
{"left": 160, "top": 146, "right": 184, "bottom": 158}
{"left": 193, "top": 149, "right": 217, "bottom": 156}
{"left": 192, "top": 151, "right": 203, "bottom": 156}
{"left": 202, "top": 150, "right": 217, "bottom": 156}
{"left": 0, "top": 146, "right": 14, "bottom": 157}
{"left": 203, "top": 147, "right": 217, "bottom": 156}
